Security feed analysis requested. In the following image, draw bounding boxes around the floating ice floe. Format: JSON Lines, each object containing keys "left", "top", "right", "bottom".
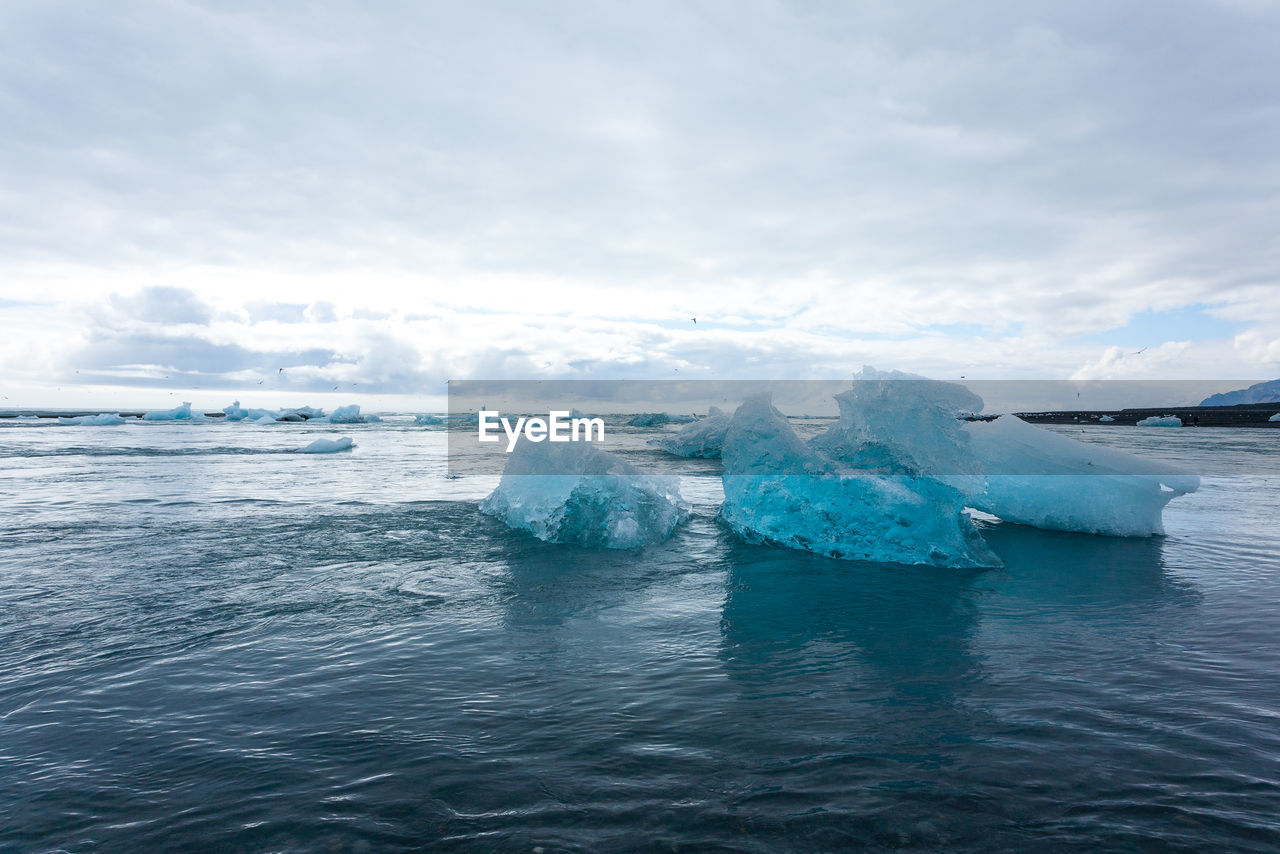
{"left": 481, "top": 439, "right": 689, "bottom": 549}
{"left": 56, "top": 413, "right": 128, "bottom": 426}
{"left": 414, "top": 413, "right": 445, "bottom": 425}
{"left": 1270, "top": 412, "right": 1280, "bottom": 422}
{"left": 1099, "top": 414, "right": 1116, "bottom": 422}
{"left": 222, "top": 401, "right": 249, "bottom": 421}
{"left": 1136, "top": 415, "right": 1182, "bottom": 427}
{"left": 253, "top": 414, "right": 277, "bottom": 424}
{"left": 298, "top": 437, "right": 354, "bottom": 454}
{"left": 720, "top": 384, "right": 1001, "bottom": 569}
{"left": 142, "top": 402, "right": 207, "bottom": 421}
{"left": 655, "top": 406, "right": 731, "bottom": 458}
{"left": 960, "top": 414, "right": 1199, "bottom": 537}
{"left": 628, "top": 412, "right": 696, "bottom": 427}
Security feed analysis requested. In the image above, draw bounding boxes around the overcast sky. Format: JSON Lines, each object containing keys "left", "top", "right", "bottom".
{"left": 2, "top": 0, "right": 1278, "bottom": 409}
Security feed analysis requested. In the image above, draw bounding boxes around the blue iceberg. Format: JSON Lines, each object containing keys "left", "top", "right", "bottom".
{"left": 720, "top": 387, "right": 1000, "bottom": 568}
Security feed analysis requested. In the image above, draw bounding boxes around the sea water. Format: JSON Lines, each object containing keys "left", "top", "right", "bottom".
{"left": 1, "top": 418, "right": 1278, "bottom": 851}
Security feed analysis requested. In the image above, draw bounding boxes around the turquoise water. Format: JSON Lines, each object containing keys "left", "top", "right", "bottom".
{"left": 1, "top": 419, "right": 1278, "bottom": 851}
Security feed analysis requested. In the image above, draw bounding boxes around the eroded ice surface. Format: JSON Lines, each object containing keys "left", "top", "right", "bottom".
{"left": 481, "top": 440, "right": 689, "bottom": 549}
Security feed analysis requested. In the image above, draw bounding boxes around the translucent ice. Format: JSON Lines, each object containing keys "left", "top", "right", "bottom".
{"left": 414, "top": 413, "right": 445, "bottom": 425}
{"left": 298, "top": 437, "right": 354, "bottom": 454}
{"left": 961, "top": 415, "right": 1200, "bottom": 537}
{"left": 655, "top": 406, "right": 731, "bottom": 458}
{"left": 1270, "top": 413, "right": 1280, "bottom": 422}
{"left": 1099, "top": 414, "right": 1115, "bottom": 422}
{"left": 1136, "top": 415, "right": 1182, "bottom": 427}
{"left": 719, "top": 393, "right": 1001, "bottom": 568}
{"left": 56, "top": 413, "right": 127, "bottom": 426}
{"left": 481, "top": 440, "right": 689, "bottom": 549}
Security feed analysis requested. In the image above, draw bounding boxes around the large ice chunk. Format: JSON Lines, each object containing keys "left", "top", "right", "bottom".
{"left": 414, "top": 413, "right": 445, "bottom": 425}
{"left": 1136, "top": 415, "right": 1182, "bottom": 427}
{"left": 720, "top": 393, "right": 1001, "bottom": 568}
{"left": 961, "top": 415, "right": 1199, "bottom": 537}
{"left": 56, "top": 413, "right": 127, "bottom": 426}
{"left": 655, "top": 406, "right": 731, "bottom": 458}
{"left": 481, "top": 440, "right": 689, "bottom": 549}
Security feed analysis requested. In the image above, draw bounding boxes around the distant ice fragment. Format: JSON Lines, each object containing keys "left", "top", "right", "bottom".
{"left": 961, "top": 415, "right": 1199, "bottom": 537}
{"left": 481, "top": 440, "right": 689, "bottom": 549}
{"left": 719, "top": 392, "right": 1001, "bottom": 568}
{"left": 253, "top": 414, "right": 277, "bottom": 424}
{"left": 322, "top": 404, "right": 376, "bottom": 423}
{"left": 56, "top": 413, "right": 127, "bottom": 426}
{"left": 222, "top": 401, "right": 249, "bottom": 421}
{"left": 655, "top": 405, "right": 731, "bottom": 458}
{"left": 414, "top": 413, "right": 445, "bottom": 425}
{"left": 1136, "top": 415, "right": 1182, "bottom": 427}
{"left": 298, "top": 437, "right": 354, "bottom": 454}
{"left": 1099, "top": 414, "right": 1115, "bottom": 422}
{"left": 1270, "top": 412, "right": 1280, "bottom": 422}
{"left": 142, "top": 402, "right": 206, "bottom": 421}
{"left": 628, "top": 412, "right": 696, "bottom": 427}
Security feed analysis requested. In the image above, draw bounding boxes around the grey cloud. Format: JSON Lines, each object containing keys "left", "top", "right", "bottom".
{"left": 109, "top": 287, "right": 213, "bottom": 325}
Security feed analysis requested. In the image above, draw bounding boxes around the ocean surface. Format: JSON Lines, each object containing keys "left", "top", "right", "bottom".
{"left": 2, "top": 417, "right": 1278, "bottom": 852}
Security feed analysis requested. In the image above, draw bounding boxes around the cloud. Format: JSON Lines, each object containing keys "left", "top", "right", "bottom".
{"left": 1, "top": 1, "right": 1278, "bottom": 405}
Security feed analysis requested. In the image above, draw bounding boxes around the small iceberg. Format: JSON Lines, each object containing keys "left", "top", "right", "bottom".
{"left": 56, "top": 413, "right": 128, "bottom": 426}
{"left": 1270, "top": 412, "right": 1280, "bottom": 422}
{"left": 655, "top": 406, "right": 731, "bottom": 458}
{"left": 481, "top": 440, "right": 689, "bottom": 549}
{"left": 1099, "top": 414, "right": 1115, "bottom": 422}
{"left": 142, "top": 402, "right": 207, "bottom": 421}
{"left": 1136, "top": 415, "right": 1182, "bottom": 427}
{"left": 298, "top": 437, "right": 354, "bottom": 454}
{"left": 628, "top": 412, "right": 696, "bottom": 427}
{"left": 414, "top": 413, "right": 446, "bottom": 425}
{"left": 253, "top": 414, "right": 277, "bottom": 424}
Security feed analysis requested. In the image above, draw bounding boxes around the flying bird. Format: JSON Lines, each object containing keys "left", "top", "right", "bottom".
{"left": 1132, "top": 347, "right": 1148, "bottom": 355}
{"left": 691, "top": 317, "right": 696, "bottom": 324}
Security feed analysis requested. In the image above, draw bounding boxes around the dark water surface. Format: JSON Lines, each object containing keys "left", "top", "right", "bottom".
{"left": 2, "top": 420, "right": 1278, "bottom": 852}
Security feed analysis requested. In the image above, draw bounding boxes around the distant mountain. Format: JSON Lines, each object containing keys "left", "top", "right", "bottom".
{"left": 1200, "top": 379, "right": 1280, "bottom": 406}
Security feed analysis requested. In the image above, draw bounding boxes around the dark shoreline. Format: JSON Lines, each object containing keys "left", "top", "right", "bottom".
{"left": 1009, "top": 402, "right": 1280, "bottom": 427}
